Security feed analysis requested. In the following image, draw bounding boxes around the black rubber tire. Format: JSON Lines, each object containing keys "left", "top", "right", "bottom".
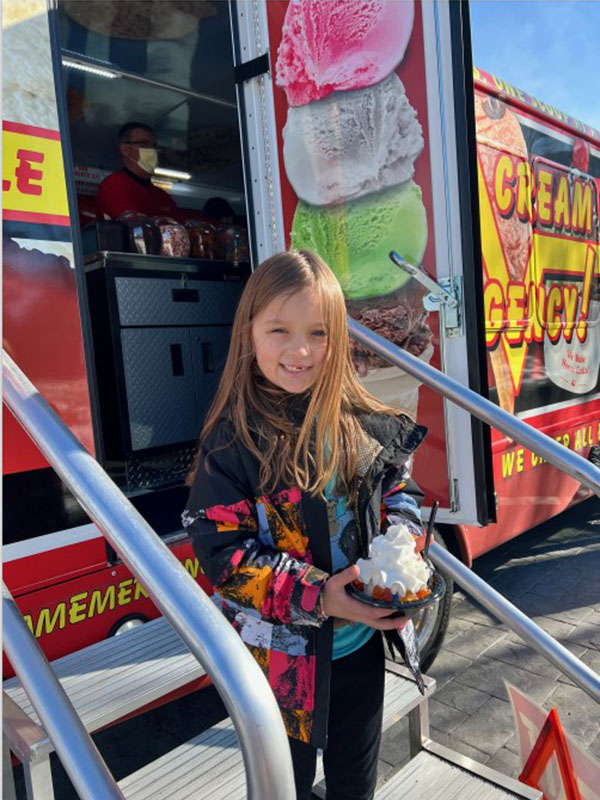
{"left": 413, "top": 527, "right": 454, "bottom": 672}
{"left": 108, "top": 613, "right": 148, "bottom": 637}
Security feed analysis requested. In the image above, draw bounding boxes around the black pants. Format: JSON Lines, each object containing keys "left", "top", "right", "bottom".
{"left": 288, "top": 632, "right": 385, "bottom": 800}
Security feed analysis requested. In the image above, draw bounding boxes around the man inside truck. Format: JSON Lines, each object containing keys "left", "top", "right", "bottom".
{"left": 96, "top": 122, "right": 179, "bottom": 220}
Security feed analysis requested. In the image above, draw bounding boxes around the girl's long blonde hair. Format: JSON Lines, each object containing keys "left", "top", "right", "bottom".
{"left": 189, "top": 250, "right": 400, "bottom": 499}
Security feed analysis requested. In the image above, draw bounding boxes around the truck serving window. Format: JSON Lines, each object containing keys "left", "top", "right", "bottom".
{"left": 4, "top": 1, "right": 252, "bottom": 546}
{"left": 57, "top": 1, "right": 246, "bottom": 228}
{"left": 55, "top": 0, "right": 250, "bottom": 497}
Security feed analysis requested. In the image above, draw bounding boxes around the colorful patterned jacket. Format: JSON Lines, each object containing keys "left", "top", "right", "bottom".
{"left": 182, "top": 409, "right": 427, "bottom": 749}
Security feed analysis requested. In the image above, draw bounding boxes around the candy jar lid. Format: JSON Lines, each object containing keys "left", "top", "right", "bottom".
{"left": 152, "top": 216, "right": 190, "bottom": 258}
{"left": 117, "top": 211, "right": 162, "bottom": 255}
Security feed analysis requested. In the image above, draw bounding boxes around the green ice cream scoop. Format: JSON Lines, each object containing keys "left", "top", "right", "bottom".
{"left": 291, "top": 181, "right": 428, "bottom": 300}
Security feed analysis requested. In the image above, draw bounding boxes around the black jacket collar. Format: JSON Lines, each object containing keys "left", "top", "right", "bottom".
{"left": 358, "top": 411, "right": 427, "bottom": 459}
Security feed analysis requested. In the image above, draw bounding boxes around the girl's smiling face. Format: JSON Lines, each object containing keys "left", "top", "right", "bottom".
{"left": 251, "top": 287, "right": 328, "bottom": 393}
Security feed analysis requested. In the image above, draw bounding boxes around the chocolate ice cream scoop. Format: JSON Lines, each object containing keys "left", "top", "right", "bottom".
{"left": 347, "top": 281, "right": 432, "bottom": 373}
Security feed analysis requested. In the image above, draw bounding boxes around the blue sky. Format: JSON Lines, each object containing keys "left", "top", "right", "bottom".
{"left": 469, "top": 0, "right": 600, "bottom": 131}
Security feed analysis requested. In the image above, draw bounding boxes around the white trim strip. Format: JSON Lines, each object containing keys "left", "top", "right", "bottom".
{"left": 517, "top": 392, "right": 600, "bottom": 421}
{"left": 420, "top": 1, "right": 480, "bottom": 522}
{"left": 232, "top": 0, "right": 285, "bottom": 262}
{"left": 3, "top": 524, "right": 104, "bottom": 562}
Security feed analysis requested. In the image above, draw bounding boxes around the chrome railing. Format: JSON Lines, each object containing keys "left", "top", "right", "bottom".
{"left": 3, "top": 585, "right": 124, "bottom": 800}
{"left": 349, "top": 319, "right": 600, "bottom": 497}
{"left": 428, "top": 546, "right": 600, "bottom": 703}
{"left": 349, "top": 318, "right": 600, "bottom": 703}
{"left": 2, "top": 352, "right": 295, "bottom": 800}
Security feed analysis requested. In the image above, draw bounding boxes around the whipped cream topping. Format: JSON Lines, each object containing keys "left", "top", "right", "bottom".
{"left": 356, "top": 523, "right": 431, "bottom": 597}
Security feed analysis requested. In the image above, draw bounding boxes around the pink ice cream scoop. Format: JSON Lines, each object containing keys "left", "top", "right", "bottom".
{"left": 276, "top": 0, "right": 414, "bottom": 107}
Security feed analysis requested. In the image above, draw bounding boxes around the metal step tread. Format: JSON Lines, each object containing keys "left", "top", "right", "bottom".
{"left": 375, "top": 747, "right": 542, "bottom": 800}
{"left": 118, "top": 664, "right": 435, "bottom": 799}
{"left": 3, "top": 617, "right": 204, "bottom": 760}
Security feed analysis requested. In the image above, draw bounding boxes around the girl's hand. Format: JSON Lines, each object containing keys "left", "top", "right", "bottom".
{"left": 321, "top": 565, "right": 408, "bottom": 631}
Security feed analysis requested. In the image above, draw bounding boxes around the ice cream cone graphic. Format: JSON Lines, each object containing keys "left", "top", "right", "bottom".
{"left": 489, "top": 346, "right": 516, "bottom": 416}
{"left": 277, "top": 0, "right": 433, "bottom": 415}
{"left": 475, "top": 95, "right": 532, "bottom": 414}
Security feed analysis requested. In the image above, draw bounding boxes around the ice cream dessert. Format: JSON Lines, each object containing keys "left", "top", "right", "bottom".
{"left": 276, "top": 0, "right": 414, "bottom": 107}
{"left": 283, "top": 73, "right": 423, "bottom": 207}
{"left": 353, "top": 523, "right": 432, "bottom": 603}
{"left": 347, "top": 281, "right": 433, "bottom": 376}
{"left": 3, "top": 3, "right": 61, "bottom": 130}
{"left": 544, "top": 264, "right": 600, "bottom": 395}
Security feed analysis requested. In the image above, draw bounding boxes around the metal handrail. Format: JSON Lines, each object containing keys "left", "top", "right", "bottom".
{"left": 349, "top": 319, "right": 600, "bottom": 497}
{"left": 3, "top": 585, "right": 125, "bottom": 799}
{"left": 428, "top": 544, "right": 600, "bottom": 703}
{"left": 349, "top": 318, "right": 600, "bottom": 703}
{"left": 2, "top": 352, "right": 295, "bottom": 800}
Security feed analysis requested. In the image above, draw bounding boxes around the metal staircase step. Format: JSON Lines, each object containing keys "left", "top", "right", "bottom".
{"left": 374, "top": 746, "right": 542, "bottom": 800}
{"left": 3, "top": 616, "right": 205, "bottom": 762}
{"left": 119, "top": 719, "right": 242, "bottom": 800}
{"left": 117, "top": 664, "right": 435, "bottom": 799}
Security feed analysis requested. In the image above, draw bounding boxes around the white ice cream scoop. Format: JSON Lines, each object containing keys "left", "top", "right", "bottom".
{"left": 283, "top": 73, "right": 423, "bottom": 207}
{"left": 356, "top": 522, "right": 432, "bottom": 598}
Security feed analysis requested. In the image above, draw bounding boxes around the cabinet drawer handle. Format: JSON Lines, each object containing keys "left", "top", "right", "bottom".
{"left": 172, "top": 288, "right": 199, "bottom": 303}
{"left": 170, "top": 344, "right": 184, "bottom": 376}
{"left": 201, "top": 342, "right": 214, "bottom": 373}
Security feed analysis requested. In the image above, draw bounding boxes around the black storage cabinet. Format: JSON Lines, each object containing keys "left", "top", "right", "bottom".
{"left": 86, "top": 253, "right": 243, "bottom": 491}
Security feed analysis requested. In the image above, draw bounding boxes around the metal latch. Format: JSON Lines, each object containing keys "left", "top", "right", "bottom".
{"left": 389, "top": 251, "right": 463, "bottom": 338}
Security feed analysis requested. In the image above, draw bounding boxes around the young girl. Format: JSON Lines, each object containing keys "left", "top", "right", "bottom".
{"left": 183, "top": 250, "right": 427, "bottom": 800}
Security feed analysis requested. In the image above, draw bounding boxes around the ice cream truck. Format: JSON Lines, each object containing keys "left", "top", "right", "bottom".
{"left": 3, "top": 0, "right": 599, "bottom": 683}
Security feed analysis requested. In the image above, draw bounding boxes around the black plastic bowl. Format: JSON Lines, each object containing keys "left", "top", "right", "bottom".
{"left": 345, "top": 572, "right": 446, "bottom": 619}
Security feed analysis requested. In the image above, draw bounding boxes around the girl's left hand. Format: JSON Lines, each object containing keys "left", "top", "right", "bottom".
{"left": 322, "top": 565, "right": 410, "bottom": 631}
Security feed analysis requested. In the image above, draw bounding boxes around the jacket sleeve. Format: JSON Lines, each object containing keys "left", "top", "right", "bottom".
{"left": 379, "top": 460, "right": 425, "bottom": 539}
{"left": 182, "top": 430, "right": 329, "bottom": 627}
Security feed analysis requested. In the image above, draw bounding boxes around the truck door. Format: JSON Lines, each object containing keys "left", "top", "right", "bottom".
{"left": 233, "top": 0, "right": 494, "bottom": 526}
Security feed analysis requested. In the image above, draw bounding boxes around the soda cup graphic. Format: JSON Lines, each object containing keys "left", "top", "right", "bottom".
{"left": 544, "top": 280, "right": 600, "bottom": 394}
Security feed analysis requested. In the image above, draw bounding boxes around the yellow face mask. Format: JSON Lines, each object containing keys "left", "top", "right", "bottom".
{"left": 136, "top": 147, "right": 158, "bottom": 175}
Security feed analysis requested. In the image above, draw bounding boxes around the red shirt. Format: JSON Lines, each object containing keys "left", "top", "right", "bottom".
{"left": 96, "top": 169, "right": 179, "bottom": 220}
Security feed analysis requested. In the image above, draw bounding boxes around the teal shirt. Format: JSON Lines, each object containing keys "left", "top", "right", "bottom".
{"left": 324, "top": 478, "right": 376, "bottom": 660}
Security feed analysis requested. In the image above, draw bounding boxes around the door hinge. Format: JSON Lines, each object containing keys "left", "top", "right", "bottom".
{"left": 389, "top": 251, "right": 463, "bottom": 338}
{"left": 450, "top": 479, "right": 460, "bottom": 513}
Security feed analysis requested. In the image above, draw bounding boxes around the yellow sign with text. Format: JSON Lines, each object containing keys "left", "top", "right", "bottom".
{"left": 2, "top": 122, "right": 69, "bottom": 224}
{"left": 478, "top": 153, "right": 599, "bottom": 401}
{"left": 499, "top": 421, "right": 600, "bottom": 479}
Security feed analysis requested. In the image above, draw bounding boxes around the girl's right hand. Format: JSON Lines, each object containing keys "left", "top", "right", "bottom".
{"left": 321, "top": 565, "right": 408, "bottom": 631}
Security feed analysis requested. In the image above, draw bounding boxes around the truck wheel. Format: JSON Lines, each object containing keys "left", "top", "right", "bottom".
{"left": 108, "top": 614, "right": 148, "bottom": 637}
{"left": 413, "top": 528, "right": 453, "bottom": 672}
